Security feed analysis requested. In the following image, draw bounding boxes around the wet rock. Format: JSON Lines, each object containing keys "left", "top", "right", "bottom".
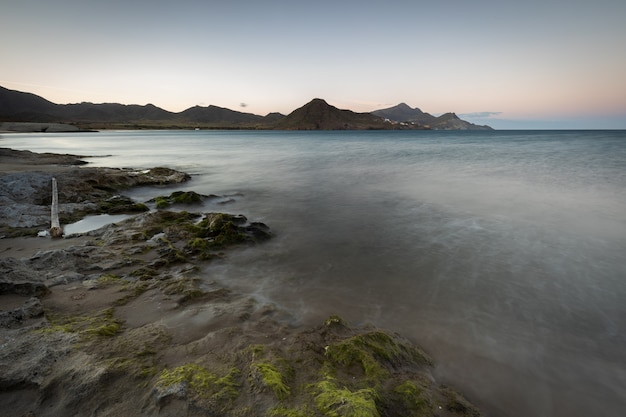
{"left": 0, "top": 328, "right": 76, "bottom": 390}
{"left": 39, "top": 352, "right": 110, "bottom": 411}
{"left": 149, "top": 191, "right": 212, "bottom": 209}
{"left": 0, "top": 280, "right": 49, "bottom": 297}
{"left": 245, "top": 222, "right": 272, "bottom": 241}
{"left": 0, "top": 297, "right": 44, "bottom": 328}
{"left": 97, "top": 195, "right": 149, "bottom": 214}
{"left": 153, "top": 382, "right": 188, "bottom": 406}
{"left": 0, "top": 172, "right": 51, "bottom": 204}
{"left": 1, "top": 156, "right": 190, "bottom": 235}
{"left": 47, "top": 272, "right": 87, "bottom": 287}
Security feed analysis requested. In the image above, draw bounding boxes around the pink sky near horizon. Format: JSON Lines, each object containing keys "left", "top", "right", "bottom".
{"left": 2, "top": 0, "right": 625, "bottom": 129}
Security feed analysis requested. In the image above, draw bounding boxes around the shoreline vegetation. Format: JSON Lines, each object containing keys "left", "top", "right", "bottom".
{"left": 0, "top": 147, "right": 482, "bottom": 416}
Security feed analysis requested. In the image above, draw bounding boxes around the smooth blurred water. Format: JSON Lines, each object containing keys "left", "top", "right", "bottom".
{"left": 2, "top": 129, "right": 626, "bottom": 417}
{"left": 63, "top": 213, "right": 133, "bottom": 235}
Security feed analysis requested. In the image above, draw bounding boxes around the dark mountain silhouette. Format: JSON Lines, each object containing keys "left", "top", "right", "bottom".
{"left": 0, "top": 86, "right": 176, "bottom": 124}
{"left": 57, "top": 102, "right": 177, "bottom": 122}
{"left": 0, "top": 86, "right": 273, "bottom": 128}
{"left": 372, "top": 103, "right": 492, "bottom": 130}
{"left": 177, "top": 105, "right": 264, "bottom": 125}
{"left": 432, "top": 112, "right": 492, "bottom": 130}
{"left": 273, "top": 98, "right": 398, "bottom": 130}
{"left": 262, "top": 112, "right": 286, "bottom": 123}
{"left": 0, "top": 86, "right": 59, "bottom": 122}
{"left": 0, "top": 86, "right": 492, "bottom": 130}
{"left": 372, "top": 103, "right": 433, "bottom": 124}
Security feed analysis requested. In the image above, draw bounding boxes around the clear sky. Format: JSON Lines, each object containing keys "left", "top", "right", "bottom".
{"left": 2, "top": 0, "right": 625, "bottom": 129}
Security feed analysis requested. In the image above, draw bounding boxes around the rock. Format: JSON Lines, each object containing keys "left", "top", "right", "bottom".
{"left": 0, "top": 280, "right": 49, "bottom": 297}
{"left": 149, "top": 191, "right": 211, "bottom": 209}
{"left": 1, "top": 153, "right": 190, "bottom": 235}
{"left": 245, "top": 222, "right": 272, "bottom": 241}
{"left": 153, "top": 382, "right": 188, "bottom": 406}
{"left": 0, "top": 297, "right": 44, "bottom": 328}
{"left": 47, "top": 272, "right": 86, "bottom": 287}
{"left": 97, "top": 195, "right": 149, "bottom": 214}
{"left": 0, "top": 328, "right": 76, "bottom": 389}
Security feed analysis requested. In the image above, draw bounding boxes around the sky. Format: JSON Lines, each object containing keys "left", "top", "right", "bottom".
{"left": 2, "top": 0, "right": 625, "bottom": 129}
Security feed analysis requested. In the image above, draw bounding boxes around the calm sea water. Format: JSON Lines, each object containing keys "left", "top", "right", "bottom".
{"left": 2, "top": 130, "right": 626, "bottom": 416}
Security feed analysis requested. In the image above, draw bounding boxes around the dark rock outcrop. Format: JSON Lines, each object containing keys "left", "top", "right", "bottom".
{"left": 0, "top": 148, "right": 191, "bottom": 235}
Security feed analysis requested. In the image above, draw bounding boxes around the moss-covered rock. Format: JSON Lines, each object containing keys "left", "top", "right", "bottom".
{"left": 137, "top": 316, "right": 478, "bottom": 417}
{"left": 97, "top": 195, "right": 149, "bottom": 214}
{"left": 150, "top": 190, "right": 207, "bottom": 209}
{"left": 313, "top": 377, "right": 380, "bottom": 417}
{"left": 251, "top": 361, "right": 292, "bottom": 400}
{"left": 392, "top": 379, "right": 433, "bottom": 415}
{"left": 324, "top": 330, "right": 432, "bottom": 383}
{"left": 42, "top": 307, "right": 122, "bottom": 339}
{"left": 27, "top": 273, "right": 481, "bottom": 417}
{"left": 170, "top": 190, "right": 203, "bottom": 204}
{"left": 136, "top": 211, "right": 271, "bottom": 262}
{"left": 154, "top": 195, "right": 171, "bottom": 209}
{"left": 156, "top": 364, "right": 240, "bottom": 410}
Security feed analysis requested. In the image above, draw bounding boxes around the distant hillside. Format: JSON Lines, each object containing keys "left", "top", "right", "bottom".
{"left": 0, "top": 86, "right": 492, "bottom": 130}
{"left": 0, "top": 86, "right": 59, "bottom": 122}
{"left": 0, "top": 86, "right": 276, "bottom": 129}
{"left": 433, "top": 112, "right": 493, "bottom": 130}
{"left": 177, "top": 105, "right": 264, "bottom": 126}
{"left": 372, "top": 103, "right": 434, "bottom": 125}
{"left": 58, "top": 102, "right": 177, "bottom": 123}
{"left": 273, "top": 98, "right": 401, "bottom": 130}
{"left": 372, "top": 103, "right": 492, "bottom": 130}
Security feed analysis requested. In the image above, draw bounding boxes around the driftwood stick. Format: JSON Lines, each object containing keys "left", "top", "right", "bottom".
{"left": 50, "top": 177, "right": 63, "bottom": 238}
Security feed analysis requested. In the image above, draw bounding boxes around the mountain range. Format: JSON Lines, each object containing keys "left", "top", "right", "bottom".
{"left": 0, "top": 86, "right": 492, "bottom": 131}
{"left": 372, "top": 103, "right": 491, "bottom": 130}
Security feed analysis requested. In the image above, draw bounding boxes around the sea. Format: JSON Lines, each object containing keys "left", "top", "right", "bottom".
{"left": 2, "top": 129, "right": 625, "bottom": 417}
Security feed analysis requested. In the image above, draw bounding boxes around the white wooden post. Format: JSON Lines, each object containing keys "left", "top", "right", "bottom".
{"left": 50, "top": 177, "right": 63, "bottom": 238}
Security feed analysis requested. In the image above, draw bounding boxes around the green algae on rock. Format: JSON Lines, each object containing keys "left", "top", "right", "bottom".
{"left": 170, "top": 191, "right": 203, "bottom": 204}
{"left": 313, "top": 378, "right": 380, "bottom": 417}
{"left": 137, "top": 210, "right": 272, "bottom": 256}
{"left": 97, "top": 195, "right": 149, "bottom": 214}
{"left": 41, "top": 307, "right": 122, "bottom": 338}
{"left": 145, "top": 315, "right": 480, "bottom": 417}
{"left": 324, "top": 330, "right": 433, "bottom": 382}
{"left": 150, "top": 190, "right": 208, "bottom": 209}
{"left": 156, "top": 364, "right": 241, "bottom": 411}
{"left": 251, "top": 361, "right": 292, "bottom": 400}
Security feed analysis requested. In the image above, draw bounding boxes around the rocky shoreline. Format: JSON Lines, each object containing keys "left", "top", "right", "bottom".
{"left": 0, "top": 148, "right": 481, "bottom": 417}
